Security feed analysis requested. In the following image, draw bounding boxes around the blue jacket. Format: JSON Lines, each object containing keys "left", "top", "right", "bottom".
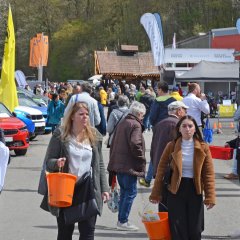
{"left": 150, "top": 96, "right": 176, "bottom": 126}
{"left": 96, "top": 102, "right": 106, "bottom": 136}
{"left": 47, "top": 100, "right": 65, "bottom": 125}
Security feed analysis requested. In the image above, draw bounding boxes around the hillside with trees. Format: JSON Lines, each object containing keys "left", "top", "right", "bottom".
{"left": 0, "top": 0, "right": 239, "bottom": 81}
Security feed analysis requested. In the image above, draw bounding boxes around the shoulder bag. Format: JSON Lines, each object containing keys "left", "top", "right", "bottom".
{"left": 63, "top": 171, "right": 100, "bottom": 225}
{"left": 107, "top": 175, "right": 120, "bottom": 213}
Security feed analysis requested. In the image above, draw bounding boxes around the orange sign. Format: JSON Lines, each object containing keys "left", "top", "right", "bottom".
{"left": 29, "top": 33, "right": 48, "bottom": 67}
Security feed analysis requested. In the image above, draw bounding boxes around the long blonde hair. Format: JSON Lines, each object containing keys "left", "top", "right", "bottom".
{"left": 60, "top": 102, "right": 96, "bottom": 145}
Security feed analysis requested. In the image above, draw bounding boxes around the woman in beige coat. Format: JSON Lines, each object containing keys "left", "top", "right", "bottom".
{"left": 149, "top": 115, "right": 215, "bottom": 240}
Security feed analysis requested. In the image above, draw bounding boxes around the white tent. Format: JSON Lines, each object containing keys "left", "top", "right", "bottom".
{"left": 176, "top": 61, "right": 239, "bottom": 82}
{"left": 88, "top": 74, "right": 102, "bottom": 81}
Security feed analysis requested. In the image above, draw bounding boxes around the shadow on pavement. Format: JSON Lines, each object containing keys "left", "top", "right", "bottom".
{"left": 3, "top": 188, "right": 37, "bottom": 193}
{"left": 94, "top": 225, "right": 148, "bottom": 238}
{"left": 202, "top": 235, "right": 231, "bottom": 239}
{"left": 215, "top": 188, "right": 240, "bottom": 191}
{"left": 34, "top": 225, "right": 57, "bottom": 229}
{"left": 94, "top": 232, "right": 147, "bottom": 238}
{"left": 8, "top": 166, "right": 41, "bottom": 171}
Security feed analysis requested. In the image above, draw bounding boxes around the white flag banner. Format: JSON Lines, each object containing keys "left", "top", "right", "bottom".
{"left": 140, "top": 13, "right": 164, "bottom": 66}
{"left": 236, "top": 18, "right": 240, "bottom": 34}
{"left": 172, "top": 33, "right": 176, "bottom": 49}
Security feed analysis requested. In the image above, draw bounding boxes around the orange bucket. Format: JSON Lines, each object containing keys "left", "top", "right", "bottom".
{"left": 46, "top": 172, "right": 77, "bottom": 207}
{"left": 143, "top": 212, "right": 171, "bottom": 240}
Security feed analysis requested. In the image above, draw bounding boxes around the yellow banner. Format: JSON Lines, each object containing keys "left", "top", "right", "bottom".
{"left": 0, "top": 5, "right": 19, "bottom": 111}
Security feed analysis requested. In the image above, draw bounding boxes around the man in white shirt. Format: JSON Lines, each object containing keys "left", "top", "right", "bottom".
{"left": 64, "top": 83, "right": 101, "bottom": 127}
{"left": 182, "top": 83, "right": 210, "bottom": 127}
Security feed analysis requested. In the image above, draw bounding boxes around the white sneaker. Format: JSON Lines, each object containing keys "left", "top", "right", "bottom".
{"left": 116, "top": 221, "right": 139, "bottom": 231}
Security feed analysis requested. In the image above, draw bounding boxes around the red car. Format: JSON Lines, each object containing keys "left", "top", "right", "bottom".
{"left": 0, "top": 102, "right": 29, "bottom": 156}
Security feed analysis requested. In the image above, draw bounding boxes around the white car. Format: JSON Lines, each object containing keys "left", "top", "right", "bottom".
{"left": 14, "top": 106, "right": 46, "bottom": 139}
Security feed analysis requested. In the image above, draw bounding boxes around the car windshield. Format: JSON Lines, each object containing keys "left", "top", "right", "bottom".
{"left": 0, "top": 103, "right": 12, "bottom": 117}
{"left": 17, "top": 87, "right": 48, "bottom": 105}
{"left": 18, "top": 97, "right": 39, "bottom": 107}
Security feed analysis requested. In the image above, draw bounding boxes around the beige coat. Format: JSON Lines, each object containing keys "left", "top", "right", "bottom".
{"left": 150, "top": 138, "right": 216, "bottom": 205}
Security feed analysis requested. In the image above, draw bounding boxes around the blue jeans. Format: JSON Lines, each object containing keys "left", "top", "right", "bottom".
{"left": 117, "top": 173, "right": 137, "bottom": 223}
{"left": 143, "top": 112, "right": 151, "bottom": 131}
{"left": 145, "top": 161, "right": 153, "bottom": 183}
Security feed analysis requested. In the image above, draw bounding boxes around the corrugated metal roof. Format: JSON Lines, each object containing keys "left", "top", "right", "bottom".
{"left": 165, "top": 34, "right": 211, "bottom": 49}
{"left": 211, "top": 27, "right": 238, "bottom": 37}
{"left": 176, "top": 61, "right": 239, "bottom": 81}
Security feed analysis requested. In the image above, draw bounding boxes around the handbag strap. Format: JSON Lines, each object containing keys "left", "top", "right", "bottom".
{"left": 75, "top": 94, "right": 79, "bottom": 103}
{"left": 109, "top": 111, "right": 127, "bottom": 136}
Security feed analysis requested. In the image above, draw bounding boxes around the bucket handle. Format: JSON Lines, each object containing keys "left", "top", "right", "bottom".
{"left": 58, "top": 157, "right": 66, "bottom": 173}
{"left": 140, "top": 201, "right": 168, "bottom": 216}
{"left": 59, "top": 166, "right": 64, "bottom": 173}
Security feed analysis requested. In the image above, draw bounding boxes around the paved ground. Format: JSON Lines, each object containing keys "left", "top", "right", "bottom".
{"left": 0, "top": 118, "right": 240, "bottom": 240}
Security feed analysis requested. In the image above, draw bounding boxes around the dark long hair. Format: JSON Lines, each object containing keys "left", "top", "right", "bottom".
{"left": 175, "top": 115, "right": 203, "bottom": 142}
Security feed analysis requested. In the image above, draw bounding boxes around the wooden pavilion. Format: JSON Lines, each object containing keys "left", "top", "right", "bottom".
{"left": 94, "top": 45, "right": 160, "bottom": 83}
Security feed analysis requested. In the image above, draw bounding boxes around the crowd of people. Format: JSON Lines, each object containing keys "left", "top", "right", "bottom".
{"left": 24, "top": 79, "right": 238, "bottom": 239}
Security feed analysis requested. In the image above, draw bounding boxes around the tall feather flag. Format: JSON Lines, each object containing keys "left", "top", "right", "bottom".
{"left": 236, "top": 18, "right": 240, "bottom": 34}
{"left": 140, "top": 13, "right": 165, "bottom": 66}
{"left": 172, "top": 33, "right": 176, "bottom": 49}
{"left": 153, "top": 13, "right": 164, "bottom": 40}
{"left": 0, "top": 5, "right": 18, "bottom": 111}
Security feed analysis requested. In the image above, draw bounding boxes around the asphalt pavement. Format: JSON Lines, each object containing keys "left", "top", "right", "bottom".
{"left": 0, "top": 118, "right": 240, "bottom": 240}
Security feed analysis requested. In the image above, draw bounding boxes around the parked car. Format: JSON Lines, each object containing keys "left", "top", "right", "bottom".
{"left": 14, "top": 106, "right": 46, "bottom": 140}
{"left": 17, "top": 87, "right": 48, "bottom": 106}
{"left": 0, "top": 102, "right": 29, "bottom": 156}
{"left": 15, "top": 113, "right": 35, "bottom": 138}
{"left": 17, "top": 96, "right": 51, "bottom": 134}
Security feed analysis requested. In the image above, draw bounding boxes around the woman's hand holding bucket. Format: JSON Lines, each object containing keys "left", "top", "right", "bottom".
{"left": 57, "top": 157, "right": 66, "bottom": 169}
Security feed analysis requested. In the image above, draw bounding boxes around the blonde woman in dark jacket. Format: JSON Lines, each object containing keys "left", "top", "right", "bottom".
{"left": 39, "top": 102, "right": 109, "bottom": 240}
{"left": 150, "top": 115, "right": 215, "bottom": 240}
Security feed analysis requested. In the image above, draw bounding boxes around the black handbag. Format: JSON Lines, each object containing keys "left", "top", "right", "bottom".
{"left": 63, "top": 171, "right": 100, "bottom": 225}
{"left": 163, "top": 163, "right": 173, "bottom": 187}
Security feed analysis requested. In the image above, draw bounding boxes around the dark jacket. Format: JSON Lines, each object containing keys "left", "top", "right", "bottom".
{"left": 108, "top": 114, "right": 146, "bottom": 177}
{"left": 140, "top": 93, "right": 155, "bottom": 113}
{"left": 226, "top": 137, "right": 240, "bottom": 175}
{"left": 96, "top": 102, "right": 107, "bottom": 136}
{"left": 150, "top": 138, "right": 216, "bottom": 205}
{"left": 107, "top": 101, "right": 118, "bottom": 121}
{"left": 38, "top": 128, "right": 108, "bottom": 217}
{"left": 149, "top": 96, "right": 176, "bottom": 126}
{"left": 150, "top": 115, "right": 179, "bottom": 177}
